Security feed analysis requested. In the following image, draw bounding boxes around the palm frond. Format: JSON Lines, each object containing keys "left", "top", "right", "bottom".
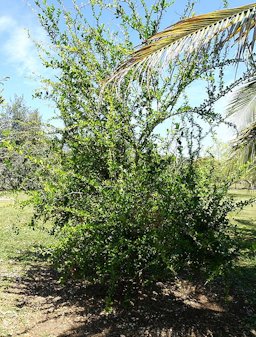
{"left": 227, "top": 78, "right": 256, "bottom": 130}
{"left": 231, "top": 121, "right": 256, "bottom": 162}
{"left": 107, "top": 3, "right": 256, "bottom": 84}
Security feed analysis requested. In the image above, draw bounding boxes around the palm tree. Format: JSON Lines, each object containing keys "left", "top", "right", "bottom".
{"left": 107, "top": 3, "right": 256, "bottom": 161}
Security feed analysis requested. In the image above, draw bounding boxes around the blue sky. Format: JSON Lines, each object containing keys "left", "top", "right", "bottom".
{"left": 0, "top": 0, "right": 54, "bottom": 121}
{"left": 0, "top": 0, "right": 253, "bottom": 142}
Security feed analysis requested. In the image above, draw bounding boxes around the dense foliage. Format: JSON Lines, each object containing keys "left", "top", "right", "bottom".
{"left": 31, "top": 0, "right": 255, "bottom": 297}
{"left": 53, "top": 157, "right": 239, "bottom": 292}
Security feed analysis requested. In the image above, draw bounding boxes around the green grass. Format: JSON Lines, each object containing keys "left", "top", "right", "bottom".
{"left": 0, "top": 191, "right": 55, "bottom": 288}
{"left": 0, "top": 192, "right": 55, "bottom": 265}
{"left": 228, "top": 189, "right": 256, "bottom": 319}
{"left": 0, "top": 191, "right": 56, "bottom": 289}
{"left": 229, "top": 189, "right": 256, "bottom": 262}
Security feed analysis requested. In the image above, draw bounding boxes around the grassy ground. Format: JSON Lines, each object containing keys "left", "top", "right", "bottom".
{"left": 230, "top": 189, "right": 256, "bottom": 273}
{"left": 228, "top": 190, "right": 256, "bottom": 331}
{"left": 0, "top": 193, "right": 54, "bottom": 264}
{"left": 0, "top": 190, "right": 255, "bottom": 337}
{"left": 0, "top": 192, "right": 56, "bottom": 337}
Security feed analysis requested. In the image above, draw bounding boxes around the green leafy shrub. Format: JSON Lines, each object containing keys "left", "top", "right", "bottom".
{"left": 30, "top": 0, "right": 254, "bottom": 298}
{"left": 52, "top": 155, "right": 239, "bottom": 295}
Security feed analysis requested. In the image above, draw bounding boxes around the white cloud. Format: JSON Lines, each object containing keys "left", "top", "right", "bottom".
{"left": 0, "top": 16, "right": 15, "bottom": 33}
{"left": 0, "top": 15, "right": 46, "bottom": 78}
{"left": 4, "top": 27, "right": 40, "bottom": 75}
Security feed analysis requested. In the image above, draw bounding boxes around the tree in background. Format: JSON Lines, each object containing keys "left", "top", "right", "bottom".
{"left": 0, "top": 95, "right": 47, "bottom": 190}
{"left": 31, "top": 0, "right": 255, "bottom": 298}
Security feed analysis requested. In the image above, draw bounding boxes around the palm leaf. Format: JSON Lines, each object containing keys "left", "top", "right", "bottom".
{"left": 107, "top": 3, "right": 256, "bottom": 84}
{"left": 227, "top": 78, "right": 256, "bottom": 130}
{"left": 231, "top": 121, "right": 256, "bottom": 163}
{"left": 228, "top": 79, "right": 256, "bottom": 162}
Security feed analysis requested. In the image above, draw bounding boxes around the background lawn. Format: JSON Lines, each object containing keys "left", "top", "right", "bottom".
{"left": 0, "top": 192, "right": 55, "bottom": 267}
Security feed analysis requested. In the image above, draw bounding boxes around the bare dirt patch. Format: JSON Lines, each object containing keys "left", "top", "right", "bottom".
{"left": 1, "top": 263, "right": 255, "bottom": 337}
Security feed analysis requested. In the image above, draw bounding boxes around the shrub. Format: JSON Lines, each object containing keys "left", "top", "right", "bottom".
{"left": 31, "top": 0, "right": 254, "bottom": 298}
{"left": 52, "top": 155, "right": 239, "bottom": 295}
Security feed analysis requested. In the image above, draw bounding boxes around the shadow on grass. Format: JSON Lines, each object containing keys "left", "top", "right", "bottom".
{"left": 233, "top": 219, "right": 256, "bottom": 256}
{"left": 12, "top": 244, "right": 53, "bottom": 263}
{"left": 4, "top": 246, "right": 256, "bottom": 337}
{"left": 235, "top": 218, "right": 256, "bottom": 228}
